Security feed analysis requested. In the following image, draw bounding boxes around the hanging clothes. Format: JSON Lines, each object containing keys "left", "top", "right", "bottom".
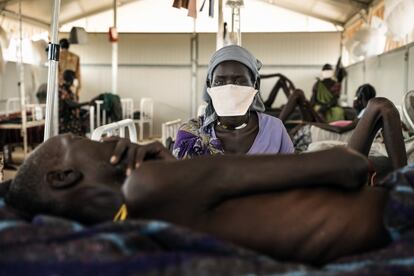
{"left": 172, "top": 0, "right": 197, "bottom": 18}
{"left": 91, "top": 93, "right": 123, "bottom": 123}
{"left": 200, "top": 0, "right": 214, "bottom": 17}
{"left": 209, "top": 0, "right": 214, "bottom": 17}
{"left": 188, "top": 0, "right": 197, "bottom": 18}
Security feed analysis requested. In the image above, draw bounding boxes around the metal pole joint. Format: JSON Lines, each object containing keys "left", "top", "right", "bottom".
{"left": 48, "top": 43, "right": 60, "bottom": 61}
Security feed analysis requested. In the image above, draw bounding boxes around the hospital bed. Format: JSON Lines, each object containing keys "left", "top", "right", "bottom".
{"left": 2, "top": 111, "right": 414, "bottom": 274}
{"left": 0, "top": 99, "right": 46, "bottom": 152}
{"left": 2, "top": 166, "right": 414, "bottom": 275}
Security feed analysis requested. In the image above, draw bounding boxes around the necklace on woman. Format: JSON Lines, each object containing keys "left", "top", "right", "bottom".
{"left": 217, "top": 115, "right": 249, "bottom": 130}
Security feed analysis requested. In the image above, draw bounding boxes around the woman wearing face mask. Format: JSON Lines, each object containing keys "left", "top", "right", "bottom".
{"left": 173, "top": 45, "right": 294, "bottom": 159}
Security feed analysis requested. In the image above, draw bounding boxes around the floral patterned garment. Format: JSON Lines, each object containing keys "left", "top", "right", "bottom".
{"left": 173, "top": 116, "right": 224, "bottom": 159}
{"left": 58, "top": 85, "right": 83, "bottom": 136}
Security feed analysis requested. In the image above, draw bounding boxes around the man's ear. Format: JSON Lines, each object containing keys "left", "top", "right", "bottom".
{"left": 46, "top": 169, "right": 83, "bottom": 189}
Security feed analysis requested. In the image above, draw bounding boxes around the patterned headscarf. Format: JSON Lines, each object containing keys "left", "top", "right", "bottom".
{"left": 202, "top": 45, "right": 265, "bottom": 129}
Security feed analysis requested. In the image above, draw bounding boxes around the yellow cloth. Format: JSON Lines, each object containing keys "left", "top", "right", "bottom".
{"left": 113, "top": 204, "right": 128, "bottom": 221}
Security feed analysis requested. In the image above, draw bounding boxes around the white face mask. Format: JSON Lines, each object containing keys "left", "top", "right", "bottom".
{"left": 322, "top": 70, "right": 334, "bottom": 79}
{"left": 207, "top": 84, "right": 258, "bottom": 117}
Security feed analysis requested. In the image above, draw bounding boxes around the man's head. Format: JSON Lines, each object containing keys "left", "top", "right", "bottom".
{"left": 5, "top": 135, "right": 125, "bottom": 224}
{"left": 321, "top": 63, "right": 334, "bottom": 80}
{"left": 59, "top": 38, "right": 70, "bottom": 50}
{"left": 63, "top": 70, "right": 76, "bottom": 86}
{"left": 353, "top": 84, "right": 377, "bottom": 112}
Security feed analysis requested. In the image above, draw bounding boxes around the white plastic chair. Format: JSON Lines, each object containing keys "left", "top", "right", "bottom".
{"left": 121, "top": 98, "right": 134, "bottom": 119}
{"left": 25, "top": 103, "right": 46, "bottom": 121}
{"left": 402, "top": 91, "right": 414, "bottom": 132}
{"left": 94, "top": 100, "right": 106, "bottom": 127}
{"left": 91, "top": 119, "right": 138, "bottom": 143}
{"left": 161, "top": 119, "right": 182, "bottom": 146}
{"left": 88, "top": 105, "right": 95, "bottom": 136}
{"left": 6, "top": 97, "right": 28, "bottom": 116}
{"left": 135, "top": 98, "right": 154, "bottom": 141}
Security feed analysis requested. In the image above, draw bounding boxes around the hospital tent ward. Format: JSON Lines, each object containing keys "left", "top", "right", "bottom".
{"left": 2, "top": 0, "right": 414, "bottom": 275}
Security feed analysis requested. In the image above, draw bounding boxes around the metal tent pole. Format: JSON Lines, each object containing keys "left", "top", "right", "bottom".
{"left": 17, "top": 0, "right": 27, "bottom": 157}
{"left": 216, "top": 0, "right": 224, "bottom": 50}
{"left": 112, "top": 0, "right": 118, "bottom": 94}
{"left": 44, "top": 0, "right": 61, "bottom": 141}
{"left": 190, "top": 18, "right": 198, "bottom": 118}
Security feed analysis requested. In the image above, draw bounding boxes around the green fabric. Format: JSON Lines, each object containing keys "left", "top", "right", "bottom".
{"left": 314, "top": 81, "right": 345, "bottom": 122}
{"left": 325, "top": 106, "right": 345, "bottom": 122}
{"left": 316, "top": 81, "right": 333, "bottom": 104}
{"left": 313, "top": 104, "right": 345, "bottom": 122}
{"left": 102, "top": 93, "right": 119, "bottom": 112}
{"left": 101, "top": 93, "right": 122, "bottom": 122}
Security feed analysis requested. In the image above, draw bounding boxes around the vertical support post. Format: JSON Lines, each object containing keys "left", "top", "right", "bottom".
{"left": 404, "top": 47, "right": 409, "bottom": 95}
{"left": 44, "top": 0, "right": 61, "bottom": 140}
{"left": 227, "top": 0, "right": 243, "bottom": 46}
{"left": 112, "top": 0, "right": 118, "bottom": 94}
{"left": 234, "top": 6, "right": 241, "bottom": 45}
{"left": 190, "top": 18, "right": 198, "bottom": 118}
{"left": 216, "top": 0, "right": 224, "bottom": 50}
{"left": 17, "top": 0, "right": 27, "bottom": 157}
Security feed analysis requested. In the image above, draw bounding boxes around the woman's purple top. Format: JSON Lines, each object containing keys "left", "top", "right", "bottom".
{"left": 173, "top": 112, "right": 294, "bottom": 159}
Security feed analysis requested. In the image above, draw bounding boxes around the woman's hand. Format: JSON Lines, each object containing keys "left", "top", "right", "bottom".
{"left": 103, "top": 137, "right": 175, "bottom": 176}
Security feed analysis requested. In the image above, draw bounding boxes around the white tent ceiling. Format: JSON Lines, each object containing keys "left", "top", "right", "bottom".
{"left": 261, "top": 0, "right": 375, "bottom": 26}
{"left": 0, "top": 0, "right": 375, "bottom": 31}
{"left": 0, "top": 0, "right": 136, "bottom": 29}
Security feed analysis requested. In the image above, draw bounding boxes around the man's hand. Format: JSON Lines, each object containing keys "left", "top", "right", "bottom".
{"left": 103, "top": 137, "right": 175, "bottom": 176}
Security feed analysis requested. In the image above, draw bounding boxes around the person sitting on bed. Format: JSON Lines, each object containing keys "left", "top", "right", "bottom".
{"left": 3, "top": 98, "right": 409, "bottom": 265}
{"left": 280, "top": 83, "right": 377, "bottom": 126}
{"left": 173, "top": 45, "right": 294, "bottom": 159}
{"left": 59, "top": 70, "right": 90, "bottom": 136}
{"left": 310, "top": 64, "right": 345, "bottom": 122}
{"left": 280, "top": 84, "right": 378, "bottom": 152}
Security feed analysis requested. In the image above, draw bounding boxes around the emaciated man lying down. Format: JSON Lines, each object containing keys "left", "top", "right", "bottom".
{"left": 2, "top": 98, "right": 411, "bottom": 265}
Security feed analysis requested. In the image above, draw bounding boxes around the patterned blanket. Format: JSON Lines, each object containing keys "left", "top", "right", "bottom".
{"left": 1, "top": 165, "right": 414, "bottom": 275}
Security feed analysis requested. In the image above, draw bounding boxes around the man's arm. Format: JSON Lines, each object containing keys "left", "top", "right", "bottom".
{"left": 123, "top": 147, "right": 369, "bottom": 217}
{"left": 348, "top": 97, "right": 407, "bottom": 169}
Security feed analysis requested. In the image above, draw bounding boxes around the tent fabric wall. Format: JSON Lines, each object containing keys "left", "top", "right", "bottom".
{"left": 67, "top": 32, "right": 341, "bottom": 136}
{"left": 345, "top": 62, "right": 365, "bottom": 106}
{"left": 408, "top": 46, "right": 414, "bottom": 92}
{"left": 0, "top": 62, "right": 47, "bottom": 106}
{"left": 345, "top": 43, "right": 414, "bottom": 107}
